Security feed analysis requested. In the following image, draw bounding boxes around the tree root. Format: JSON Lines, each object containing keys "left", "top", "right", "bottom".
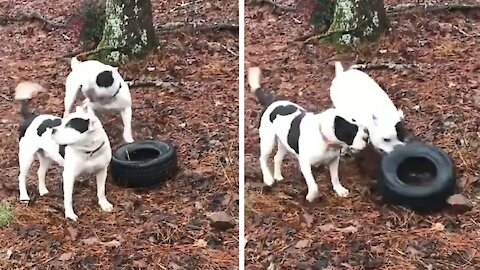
{"left": 0, "top": 12, "right": 64, "bottom": 30}
{"left": 246, "top": 0, "right": 296, "bottom": 11}
{"left": 301, "top": 28, "right": 356, "bottom": 44}
{"left": 59, "top": 46, "right": 124, "bottom": 60}
{"left": 349, "top": 62, "right": 417, "bottom": 71}
{"left": 387, "top": 3, "right": 480, "bottom": 16}
{"left": 156, "top": 21, "right": 239, "bottom": 34}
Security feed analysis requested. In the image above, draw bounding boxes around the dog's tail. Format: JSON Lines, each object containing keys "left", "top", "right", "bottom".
{"left": 334, "top": 61, "right": 344, "bottom": 76}
{"left": 14, "top": 81, "right": 44, "bottom": 120}
{"left": 70, "top": 57, "right": 81, "bottom": 70}
{"left": 247, "top": 67, "right": 274, "bottom": 107}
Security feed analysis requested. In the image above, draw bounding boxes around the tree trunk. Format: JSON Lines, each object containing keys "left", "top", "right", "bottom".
{"left": 90, "top": 0, "right": 158, "bottom": 65}
{"left": 318, "top": 0, "right": 389, "bottom": 49}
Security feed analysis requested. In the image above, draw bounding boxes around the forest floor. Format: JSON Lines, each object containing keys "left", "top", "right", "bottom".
{"left": 0, "top": 0, "right": 238, "bottom": 269}
{"left": 245, "top": 0, "right": 480, "bottom": 269}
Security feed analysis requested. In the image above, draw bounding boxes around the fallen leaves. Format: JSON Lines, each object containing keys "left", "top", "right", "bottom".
{"left": 81, "top": 237, "right": 121, "bottom": 248}
{"left": 58, "top": 252, "right": 73, "bottom": 261}
{"left": 295, "top": 239, "right": 310, "bottom": 249}
{"left": 318, "top": 223, "right": 359, "bottom": 234}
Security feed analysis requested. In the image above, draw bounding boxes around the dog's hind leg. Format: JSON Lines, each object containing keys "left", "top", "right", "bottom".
{"left": 329, "top": 155, "right": 349, "bottom": 197}
{"left": 299, "top": 158, "right": 320, "bottom": 202}
{"left": 259, "top": 125, "right": 276, "bottom": 186}
{"left": 95, "top": 167, "right": 113, "bottom": 212}
{"left": 273, "top": 140, "right": 287, "bottom": 181}
{"left": 36, "top": 153, "right": 52, "bottom": 196}
{"left": 18, "top": 145, "right": 36, "bottom": 201}
{"left": 120, "top": 107, "right": 134, "bottom": 143}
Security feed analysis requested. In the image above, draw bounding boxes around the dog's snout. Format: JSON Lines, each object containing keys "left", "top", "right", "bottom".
{"left": 51, "top": 128, "right": 57, "bottom": 134}
{"left": 363, "top": 128, "right": 369, "bottom": 135}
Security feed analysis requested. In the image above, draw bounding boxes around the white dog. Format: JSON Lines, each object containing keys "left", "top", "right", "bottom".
{"left": 330, "top": 62, "right": 407, "bottom": 153}
{"left": 64, "top": 57, "right": 134, "bottom": 143}
{"left": 15, "top": 81, "right": 114, "bottom": 221}
{"left": 248, "top": 67, "right": 369, "bottom": 202}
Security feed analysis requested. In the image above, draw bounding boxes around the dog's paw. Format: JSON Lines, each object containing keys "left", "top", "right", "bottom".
{"left": 123, "top": 134, "right": 134, "bottom": 143}
{"left": 305, "top": 190, "right": 319, "bottom": 202}
{"left": 39, "top": 187, "right": 49, "bottom": 196}
{"left": 273, "top": 173, "right": 284, "bottom": 181}
{"left": 99, "top": 200, "right": 113, "bottom": 212}
{"left": 334, "top": 186, "right": 350, "bottom": 197}
{"left": 263, "top": 175, "right": 275, "bottom": 186}
{"left": 19, "top": 194, "right": 30, "bottom": 202}
{"left": 65, "top": 211, "right": 78, "bottom": 221}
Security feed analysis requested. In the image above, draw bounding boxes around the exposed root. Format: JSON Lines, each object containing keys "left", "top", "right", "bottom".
{"left": 387, "top": 3, "right": 480, "bottom": 16}
{"left": 0, "top": 12, "right": 64, "bottom": 30}
{"left": 349, "top": 62, "right": 416, "bottom": 71}
{"left": 246, "top": 0, "right": 296, "bottom": 11}
{"left": 157, "top": 21, "right": 239, "bottom": 34}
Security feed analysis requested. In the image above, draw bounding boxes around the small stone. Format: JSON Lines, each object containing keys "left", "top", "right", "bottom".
{"left": 206, "top": 211, "right": 235, "bottom": 231}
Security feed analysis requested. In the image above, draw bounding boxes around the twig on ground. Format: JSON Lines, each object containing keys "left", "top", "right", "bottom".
{"left": 157, "top": 21, "right": 239, "bottom": 34}
{"left": 126, "top": 79, "right": 179, "bottom": 89}
{"left": 247, "top": 0, "right": 296, "bottom": 11}
{"left": 302, "top": 28, "right": 356, "bottom": 44}
{"left": 349, "top": 62, "right": 416, "bottom": 71}
{"left": 452, "top": 25, "right": 480, "bottom": 38}
{"left": 387, "top": 3, "right": 480, "bottom": 16}
{"left": 0, "top": 12, "right": 64, "bottom": 30}
{"left": 58, "top": 46, "right": 123, "bottom": 60}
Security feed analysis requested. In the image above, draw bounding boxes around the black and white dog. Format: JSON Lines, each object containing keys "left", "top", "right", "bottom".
{"left": 248, "top": 67, "right": 369, "bottom": 202}
{"left": 15, "top": 81, "right": 114, "bottom": 221}
{"left": 330, "top": 62, "right": 407, "bottom": 153}
{"left": 64, "top": 57, "right": 134, "bottom": 143}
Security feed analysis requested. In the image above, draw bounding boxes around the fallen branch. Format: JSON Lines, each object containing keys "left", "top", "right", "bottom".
{"left": 0, "top": 11, "right": 64, "bottom": 30}
{"left": 126, "top": 79, "right": 179, "bottom": 89}
{"left": 387, "top": 3, "right": 480, "bottom": 16}
{"left": 156, "top": 21, "right": 238, "bottom": 34}
{"left": 349, "top": 62, "right": 416, "bottom": 71}
{"left": 247, "top": 0, "right": 296, "bottom": 11}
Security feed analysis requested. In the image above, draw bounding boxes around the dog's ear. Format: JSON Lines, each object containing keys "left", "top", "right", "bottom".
{"left": 397, "top": 109, "right": 404, "bottom": 119}
{"left": 334, "top": 116, "right": 358, "bottom": 145}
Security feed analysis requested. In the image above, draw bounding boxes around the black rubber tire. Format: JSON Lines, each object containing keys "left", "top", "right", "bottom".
{"left": 378, "top": 142, "right": 456, "bottom": 212}
{"left": 110, "top": 140, "right": 178, "bottom": 188}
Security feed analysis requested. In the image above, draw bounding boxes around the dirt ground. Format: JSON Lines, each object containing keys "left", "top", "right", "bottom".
{"left": 0, "top": 0, "right": 238, "bottom": 269}
{"left": 245, "top": 1, "right": 480, "bottom": 269}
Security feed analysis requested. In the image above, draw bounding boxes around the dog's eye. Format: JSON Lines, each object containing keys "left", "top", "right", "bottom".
{"left": 352, "top": 118, "right": 356, "bottom": 122}
{"left": 384, "top": 138, "right": 391, "bottom": 142}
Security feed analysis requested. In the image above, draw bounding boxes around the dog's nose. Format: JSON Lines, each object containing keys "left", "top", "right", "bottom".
{"left": 52, "top": 128, "right": 57, "bottom": 134}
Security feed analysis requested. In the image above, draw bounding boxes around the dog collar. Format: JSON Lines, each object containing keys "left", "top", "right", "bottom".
{"left": 319, "top": 129, "right": 343, "bottom": 149}
{"left": 110, "top": 84, "right": 122, "bottom": 100}
{"left": 85, "top": 141, "right": 105, "bottom": 156}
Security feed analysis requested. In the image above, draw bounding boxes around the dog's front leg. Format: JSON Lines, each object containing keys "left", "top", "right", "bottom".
{"left": 64, "top": 80, "right": 80, "bottom": 117}
{"left": 299, "top": 159, "right": 319, "bottom": 202}
{"left": 120, "top": 107, "right": 134, "bottom": 143}
{"left": 95, "top": 168, "right": 113, "bottom": 212}
{"left": 62, "top": 169, "right": 78, "bottom": 221}
{"left": 329, "top": 155, "right": 349, "bottom": 197}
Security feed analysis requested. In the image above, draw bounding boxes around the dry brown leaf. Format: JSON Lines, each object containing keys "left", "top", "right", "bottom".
{"left": 336, "top": 225, "right": 358, "bottom": 234}
{"left": 133, "top": 260, "right": 148, "bottom": 268}
{"left": 58, "top": 252, "right": 73, "bottom": 261}
{"left": 303, "top": 213, "right": 314, "bottom": 228}
{"left": 194, "top": 239, "right": 208, "bottom": 248}
{"left": 430, "top": 222, "right": 445, "bottom": 232}
{"left": 82, "top": 237, "right": 99, "bottom": 245}
{"left": 67, "top": 226, "right": 78, "bottom": 241}
{"left": 319, "top": 223, "right": 335, "bottom": 232}
{"left": 371, "top": 245, "right": 385, "bottom": 254}
{"left": 295, "top": 239, "right": 310, "bottom": 249}
{"left": 101, "top": 240, "right": 121, "bottom": 248}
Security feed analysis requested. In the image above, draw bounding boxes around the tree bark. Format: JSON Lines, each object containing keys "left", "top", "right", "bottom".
{"left": 319, "top": 0, "right": 389, "bottom": 49}
{"left": 90, "top": 0, "right": 158, "bottom": 65}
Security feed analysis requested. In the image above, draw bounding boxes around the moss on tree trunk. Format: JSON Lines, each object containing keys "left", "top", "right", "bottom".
{"left": 90, "top": 0, "right": 158, "bottom": 65}
{"left": 315, "top": 0, "right": 389, "bottom": 50}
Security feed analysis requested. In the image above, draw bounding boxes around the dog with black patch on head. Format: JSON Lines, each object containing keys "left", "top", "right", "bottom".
{"left": 64, "top": 57, "right": 134, "bottom": 143}
{"left": 248, "top": 67, "right": 369, "bottom": 202}
{"left": 15, "top": 81, "right": 113, "bottom": 221}
{"left": 330, "top": 62, "right": 407, "bottom": 154}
